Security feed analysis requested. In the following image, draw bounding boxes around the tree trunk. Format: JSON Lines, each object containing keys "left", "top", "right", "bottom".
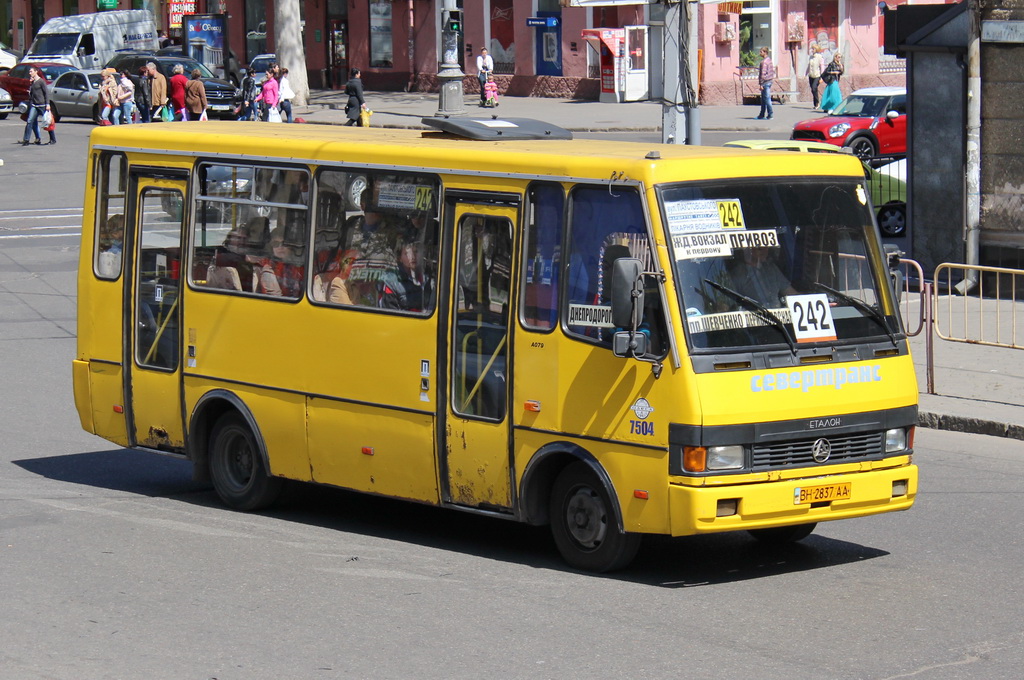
{"left": 274, "top": 0, "right": 309, "bottom": 106}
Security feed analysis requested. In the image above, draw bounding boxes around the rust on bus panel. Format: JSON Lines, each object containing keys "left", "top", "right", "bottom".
{"left": 448, "top": 461, "right": 496, "bottom": 505}
{"left": 140, "top": 425, "right": 181, "bottom": 449}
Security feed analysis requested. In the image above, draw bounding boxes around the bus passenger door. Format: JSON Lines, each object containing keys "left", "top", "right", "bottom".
{"left": 125, "top": 172, "right": 188, "bottom": 452}
{"left": 444, "top": 201, "right": 517, "bottom": 510}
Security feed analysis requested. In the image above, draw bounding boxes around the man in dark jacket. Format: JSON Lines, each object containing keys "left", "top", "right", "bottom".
{"left": 134, "top": 66, "right": 152, "bottom": 123}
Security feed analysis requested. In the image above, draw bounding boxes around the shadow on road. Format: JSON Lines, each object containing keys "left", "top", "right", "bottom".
{"left": 14, "top": 448, "right": 889, "bottom": 585}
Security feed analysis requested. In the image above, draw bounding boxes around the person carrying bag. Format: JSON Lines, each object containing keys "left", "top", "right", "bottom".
{"left": 344, "top": 67, "right": 367, "bottom": 126}
{"left": 820, "top": 52, "right": 845, "bottom": 113}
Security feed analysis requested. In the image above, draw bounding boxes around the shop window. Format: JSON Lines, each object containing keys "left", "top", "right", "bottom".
{"left": 369, "top": 1, "right": 393, "bottom": 68}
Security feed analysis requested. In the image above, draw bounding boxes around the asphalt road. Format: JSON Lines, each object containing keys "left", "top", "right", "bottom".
{"left": 1, "top": 116, "right": 1023, "bottom": 680}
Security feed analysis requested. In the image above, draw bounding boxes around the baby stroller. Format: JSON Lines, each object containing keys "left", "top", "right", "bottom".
{"left": 483, "top": 78, "right": 499, "bottom": 108}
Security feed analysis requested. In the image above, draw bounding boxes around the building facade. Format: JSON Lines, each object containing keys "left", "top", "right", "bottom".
{"left": 2, "top": 0, "right": 940, "bottom": 101}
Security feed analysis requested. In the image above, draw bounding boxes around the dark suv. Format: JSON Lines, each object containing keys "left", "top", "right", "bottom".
{"left": 105, "top": 52, "right": 239, "bottom": 118}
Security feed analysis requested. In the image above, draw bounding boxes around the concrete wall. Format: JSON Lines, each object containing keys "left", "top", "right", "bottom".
{"left": 980, "top": 41, "right": 1024, "bottom": 252}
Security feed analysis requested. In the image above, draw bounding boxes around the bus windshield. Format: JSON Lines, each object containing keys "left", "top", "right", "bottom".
{"left": 659, "top": 178, "right": 899, "bottom": 352}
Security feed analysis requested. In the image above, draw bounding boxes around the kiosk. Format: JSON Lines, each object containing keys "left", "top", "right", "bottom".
{"left": 582, "top": 26, "right": 649, "bottom": 103}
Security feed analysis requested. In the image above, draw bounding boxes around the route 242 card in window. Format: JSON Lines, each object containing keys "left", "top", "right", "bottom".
{"left": 786, "top": 293, "right": 837, "bottom": 342}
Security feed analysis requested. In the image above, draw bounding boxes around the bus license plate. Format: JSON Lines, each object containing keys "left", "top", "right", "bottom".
{"left": 794, "top": 482, "right": 851, "bottom": 504}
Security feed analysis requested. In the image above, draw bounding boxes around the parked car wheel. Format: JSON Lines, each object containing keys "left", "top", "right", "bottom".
{"left": 877, "top": 203, "right": 907, "bottom": 237}
{"left": 845, "top": 135, "right": 877, "bottom": 160}
{"left": 92, "top": 103, "right": 102, "bottom": 125}
{"left": 0, "top": 112, "right": 7, "bottom": 120}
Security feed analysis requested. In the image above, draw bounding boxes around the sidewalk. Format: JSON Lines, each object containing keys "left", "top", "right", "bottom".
{"left": 295, "top": 89, "right": 1024, "bottom": 441}
{"left": 296, "top": 88, "right": 815, "bottom": 135}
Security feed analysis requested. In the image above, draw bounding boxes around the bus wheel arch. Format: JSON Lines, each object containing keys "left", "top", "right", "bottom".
{"left": 189, "top": 391, "right": 282, "bottom": 510}
{"left": 519, "top": 444, "right": 640, "bottom": 572}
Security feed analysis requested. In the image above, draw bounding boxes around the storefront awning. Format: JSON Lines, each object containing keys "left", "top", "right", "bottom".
{"left": 581, "top": 27, "right": 624, "bottom": 55}
{"left": 700, "top": 0, "right": 743, "bottom": 11}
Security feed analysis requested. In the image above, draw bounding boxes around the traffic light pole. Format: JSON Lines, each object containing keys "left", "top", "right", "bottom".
{"left": 435, "top": 0, "right": 466, "bottom": 116}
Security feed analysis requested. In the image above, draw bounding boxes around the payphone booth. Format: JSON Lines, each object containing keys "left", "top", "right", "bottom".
{"left": 582, "top": 26, "right": 649, "bottom": 103}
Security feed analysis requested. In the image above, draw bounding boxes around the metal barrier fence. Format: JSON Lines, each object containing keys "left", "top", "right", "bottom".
{"left": 896, "top": 260, "right": 1024, "bottom": 394}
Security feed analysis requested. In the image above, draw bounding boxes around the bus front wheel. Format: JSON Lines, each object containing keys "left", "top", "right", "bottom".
{"left": 209, "top": 412, "right": 283, "bottom": 511}
{"left": 748, "top": 523, "right": 817, "bottom": 544}
{"left": 549, "top": 462, "right": 641, "bottom": 572}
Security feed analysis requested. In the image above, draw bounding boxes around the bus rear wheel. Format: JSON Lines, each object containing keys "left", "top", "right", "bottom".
{"left": 549, "top": 461, "right": 641, "bottom": 572}
{"left": 748, "top": 523, "right": 817, "bottom": 544}
{"left": 209, "top": 412, "right": 283, "bottom": 511}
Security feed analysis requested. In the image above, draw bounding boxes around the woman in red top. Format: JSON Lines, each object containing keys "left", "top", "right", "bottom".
{"left": 168, "top": 63, "right": 189, "bottom": 120}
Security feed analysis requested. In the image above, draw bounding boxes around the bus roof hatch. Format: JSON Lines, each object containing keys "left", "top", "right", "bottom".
{"left": 420, "top": 116, "right": 573, "bottom": 141}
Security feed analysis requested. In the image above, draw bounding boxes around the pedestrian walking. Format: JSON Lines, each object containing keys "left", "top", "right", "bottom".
{"left": 476, "top": 47, "right": 494, "bottom": 106}
{"left": 757, "top": 47, "right": 774, "bottom": 120}
{"left": 185, "top": 68, "right": 208, "bottom": 120}
{"left": 21, "top": 66, "right": 50, "bottom": 145}
{"left": 255, "top": 67, "right": 280, "bottom": 121}
{"left": 279, "top": 67, "right": 295, "bottom": 123}
{"left": 238, "top": 69, "right": 259, "bottom": 120}
{"left": 168, "top": 63, "right": 188, "bottom": 121}
{"left": 98, "top": 68, "right": 119, "bottom": 125}
{"left": 344, "top": 68, "right": 366, "bottom": 126}
{"left": 117, "top": 70, "right": 136, "bottom": 124}
{"left": 147, "top": 61, "right": 168, "bottom": 122}
{"left": 820, "top": 52, "right": 844, "bottom": 112}
{"left": 806, "top": 45, "right": 825, "bottom": 110}
{"left": 135, "top": 65, "right": 151, "bottom": 123}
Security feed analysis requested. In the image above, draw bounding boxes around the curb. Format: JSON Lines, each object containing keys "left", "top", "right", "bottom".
{"left": 918, "top": 411, "right": 1024, "bottom": 441}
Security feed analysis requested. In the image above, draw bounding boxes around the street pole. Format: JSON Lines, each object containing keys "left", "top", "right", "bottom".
{"left": 435, "top": 0, "right": 465, "bottom": 116}
{"left": 661, "top": 0, "right": 701, "bottom": 145}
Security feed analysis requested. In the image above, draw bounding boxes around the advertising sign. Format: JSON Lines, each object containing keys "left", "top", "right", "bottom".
{"left": 169, "top": 1, "right": 197, "bottom": 29}
{"left": 185, "top": 14, "right": 229, "bottom": 81}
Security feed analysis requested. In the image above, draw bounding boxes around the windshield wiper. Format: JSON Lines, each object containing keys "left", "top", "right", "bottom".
{"left": 704, "top": 279, "right": 798, "bottom": 353}
{"left": 813, "top": 282, "right": 898, "bottom": 347}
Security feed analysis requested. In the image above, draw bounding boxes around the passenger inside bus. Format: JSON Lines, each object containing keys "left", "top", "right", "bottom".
{"left": 97, "top": 213, "right": 124, "bottom": 277}
{"left": 729, "top": 246, "right": 798, "bottom": 307}
{"left": 257, "top": 226, "right": 305, "bottom": 297}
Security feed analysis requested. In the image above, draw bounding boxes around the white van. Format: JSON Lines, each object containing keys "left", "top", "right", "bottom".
{"left": 24, "top": 10, "right": 157, "bottom": 70}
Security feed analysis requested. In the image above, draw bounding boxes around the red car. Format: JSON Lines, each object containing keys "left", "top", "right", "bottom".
{"left": 0, "top": 61, "right": 77, "bottom": 106}
{"left": 791, "top": 86, "right": 907, "bottom": 160}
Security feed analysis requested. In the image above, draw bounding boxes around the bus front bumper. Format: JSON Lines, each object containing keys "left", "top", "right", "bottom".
{"left": 667, "top": 464, "right": 918, "bottom": 537}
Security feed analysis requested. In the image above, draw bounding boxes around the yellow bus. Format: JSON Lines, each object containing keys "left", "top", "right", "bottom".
{"left": 73, "top": 118, "right": 918, "bottom": 572}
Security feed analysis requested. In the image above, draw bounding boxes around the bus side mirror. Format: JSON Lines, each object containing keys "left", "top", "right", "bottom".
{"left": 884, "top": 243, "right": 903, "bottom": 303}
{"left": 610, "top": 257, "right": 644, "bottom": 330}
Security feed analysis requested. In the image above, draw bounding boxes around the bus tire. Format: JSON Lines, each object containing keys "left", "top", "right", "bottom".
{"left": 209, "top": 412, "right": 283, "bottom": 511}
{"left": 748, "top": 523, "right": 817, "bottom": 544}
{"left": 549, "top": 461, "right": 641, "bottom": 572}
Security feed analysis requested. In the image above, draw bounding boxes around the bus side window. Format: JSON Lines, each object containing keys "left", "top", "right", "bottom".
{"left": 565, "top": 185, "right": 666, "bottom": 354}
{"left": 313, "top": 169, "right": 440, "bottom": 314}
{"left": 95, "top": 152, "right": 126, "bottom": 279}
{"left": 190, "top": 162, "right": 309, "bottom": 299}
{"left": 521, "top": 182, "right": 563, "bottom": 330}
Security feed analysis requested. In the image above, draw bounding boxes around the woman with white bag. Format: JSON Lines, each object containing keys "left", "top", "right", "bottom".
{"left": 255, "top": 67, "right": 281, "bottom": 122}
{"left": 21, "top": 67, "right": 53, "bottom": 145}
{"left": 278, "top": 68, "right": 295, "bottom": 123}
{"left": 184, "top": 69, "right": 208, "bottom": 121}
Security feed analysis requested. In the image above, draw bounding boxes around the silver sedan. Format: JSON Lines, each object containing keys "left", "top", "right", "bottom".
{"left": 0, "top": 85, "right": 11, "bottom": 119}
{"left": 48, "top": 69, "right": 105, "bottom": 124}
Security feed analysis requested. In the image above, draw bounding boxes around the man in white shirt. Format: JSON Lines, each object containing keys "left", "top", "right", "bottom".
{"left": 476, "top": 48, "right": 494, "bottom": 106}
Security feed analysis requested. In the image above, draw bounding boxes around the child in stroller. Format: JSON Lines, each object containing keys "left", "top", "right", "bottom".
{"left": 483, "top": 74, "right": 499, "bottom": 108}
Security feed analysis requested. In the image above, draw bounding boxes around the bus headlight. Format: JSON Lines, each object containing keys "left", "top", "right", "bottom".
{"left": 884, "top": 427, "right": 907, "bottom": 453}
{"left": 707, "top": 445, "right": 744, "bottom": 470}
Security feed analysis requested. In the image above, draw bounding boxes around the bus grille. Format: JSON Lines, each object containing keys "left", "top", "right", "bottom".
{"left": 751, "top": 432, "right": 884, "bottom": 470}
